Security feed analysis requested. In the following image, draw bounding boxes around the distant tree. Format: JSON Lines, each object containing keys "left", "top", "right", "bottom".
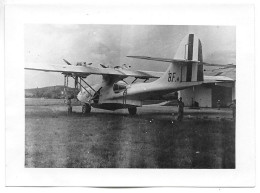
{"left": 35, "top": 90, "right": 43, "bottom": 98}
{"left": 42, "top": 90, "right": 52, "bottom": 98}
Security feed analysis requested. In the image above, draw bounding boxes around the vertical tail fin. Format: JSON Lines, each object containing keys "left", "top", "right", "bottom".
{"left": 174, "top": 34, "right": 203, "bottom": 62}
{"left": 156, "top": 34, "right": 204, "bottom": 85}
{"left": 127, "top": 34, "right": 204, "bottom": 85}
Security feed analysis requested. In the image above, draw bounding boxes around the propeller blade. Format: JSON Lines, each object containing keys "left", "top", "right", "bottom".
{"left": 63, "top": 59, "right": 72, "bottom": 65}
{"left": 100, "top": 64, "right": 109, "bottom": 68}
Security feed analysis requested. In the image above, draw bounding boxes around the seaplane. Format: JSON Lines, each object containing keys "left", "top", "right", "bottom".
{"left": 25, "top": 34, "right": 234, "bottom": 115}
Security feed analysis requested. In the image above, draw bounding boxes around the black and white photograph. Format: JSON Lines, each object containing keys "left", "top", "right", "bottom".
{"left": 24, "top": 25, "right": 236, "bottom": 169}
{"left": 4, "top": 2, "right": 255, "bottom": 188}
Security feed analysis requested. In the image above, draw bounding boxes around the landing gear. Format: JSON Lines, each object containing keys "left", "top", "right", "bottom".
{"left": 128, "top": 107, "right": 137, "bottom": 115}
{"left": 82, "top": 103, "right": 91, "bottom": 114}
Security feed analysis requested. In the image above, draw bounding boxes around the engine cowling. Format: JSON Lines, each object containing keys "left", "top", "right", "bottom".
{"left": 113, "top": 81, "right": 128, "bottom": 93}
{"left": 76, "top": 62, "right": 86, "bottom": 66}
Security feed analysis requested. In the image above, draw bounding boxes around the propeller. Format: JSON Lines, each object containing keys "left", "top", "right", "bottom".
{"left": 100, "top": 64, "right": 109, "bottom": 68}
{"left": 63, "top": 59, "right": 72, "bottom": 65}
{"left": 114, "top": 64, "right": 131, "bottom": 70}
{"left": 122, "top": 64, "right": 131, "bottom": 69}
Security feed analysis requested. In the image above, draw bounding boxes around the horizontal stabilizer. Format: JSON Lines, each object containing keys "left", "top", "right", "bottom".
{"left": 127, "top": 56, "right": 200, "bottom": 63}
{"left": 204, "top": 75, "right": 234, "bottom": 83}
{"left": 203, "top": 62, "right": 236, "bottom": 68}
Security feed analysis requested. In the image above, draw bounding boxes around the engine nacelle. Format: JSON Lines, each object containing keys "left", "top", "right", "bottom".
{"left": 76, "top": 62, "right": 86, "bottom": 66}
{"left": 76, "top": 62, "right": 92, "bottom": 67}
{"left": 113, "top": 81, "right": 128, "bottom": 93}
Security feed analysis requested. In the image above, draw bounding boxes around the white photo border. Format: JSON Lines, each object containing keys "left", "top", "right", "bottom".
{"left": 5, "top": 3, "right": 255, "bottom": 187}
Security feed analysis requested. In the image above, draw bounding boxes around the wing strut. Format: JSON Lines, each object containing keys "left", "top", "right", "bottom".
{"left": 72, "top": 76, "right": 93, "bottom": 96}
{"left": 143, "top": 78, "right": 149, "bottom": 83}
{"left": 131, "top": 78, "right": 138, "bottom": 84}
{"left": 79, "top": 77, "right": 97, "bottom": 93}
{"left": 64, "top": 75, "right": 69, "bottom": 98}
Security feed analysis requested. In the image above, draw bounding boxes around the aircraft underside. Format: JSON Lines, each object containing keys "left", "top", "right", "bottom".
{"left": 82, "top": 101, "right": 138, "bottom": 115}
{"left": 91, "top": 103, "right": 137, "bottom": 111}
{"left": 91, "top": 103, "right": 138, "bottom": 111}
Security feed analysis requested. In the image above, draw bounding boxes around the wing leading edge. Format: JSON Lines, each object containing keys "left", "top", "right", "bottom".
{"left": 25, "top": 63, "right": 161, "bottom": 79}
{"left": 25, "top": 63, "right": 235, "bottom": 83}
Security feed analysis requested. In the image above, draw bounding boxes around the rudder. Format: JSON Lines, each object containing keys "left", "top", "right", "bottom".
{"left": 175, "top": 34, "right": 204, "bottom": 82}
{"left": 155, "top": 34, "right": 204, "bottom": 85}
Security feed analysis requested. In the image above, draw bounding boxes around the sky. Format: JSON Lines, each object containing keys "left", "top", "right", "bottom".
{"left": 24, "top": 25, "right": 236, "bottom": 88}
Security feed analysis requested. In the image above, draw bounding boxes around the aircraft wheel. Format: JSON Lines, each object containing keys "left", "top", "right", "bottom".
{"left": 128, "top": 107, "right": 137, "bottom": 115}
{"left": 82, "top": 103, "right": 91, "bottom": 114}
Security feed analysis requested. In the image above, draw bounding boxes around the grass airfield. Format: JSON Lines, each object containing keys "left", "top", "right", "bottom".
{"left": 25, "top": 98, "right": 235, "bottom": 168}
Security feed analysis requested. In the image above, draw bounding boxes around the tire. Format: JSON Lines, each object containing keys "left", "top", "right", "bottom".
{"left": 82, "top": 103, "right": 91, "bottom": 114}
{"left": 128, "top": 107, "right": 137, "bottom": 115}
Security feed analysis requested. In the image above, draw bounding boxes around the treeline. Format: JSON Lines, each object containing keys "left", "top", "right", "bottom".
{"left": 25, "top": 86, "right": 79, "bottom": 99}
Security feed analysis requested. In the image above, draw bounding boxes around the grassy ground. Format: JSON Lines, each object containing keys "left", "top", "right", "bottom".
{"left": 25, "top": 98, "right": 80, "bottom": 106}
{"left": 25, "top": 99, "right": 235, "bottom": 168}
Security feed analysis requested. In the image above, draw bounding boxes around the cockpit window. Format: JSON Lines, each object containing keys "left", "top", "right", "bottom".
{"left": 113, "top": 83, "right": 127, "bottom": 93}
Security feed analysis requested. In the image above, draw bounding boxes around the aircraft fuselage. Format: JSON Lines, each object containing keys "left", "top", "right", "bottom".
{"left": 77, "top": 79, "right": 202, "bottom": 110}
